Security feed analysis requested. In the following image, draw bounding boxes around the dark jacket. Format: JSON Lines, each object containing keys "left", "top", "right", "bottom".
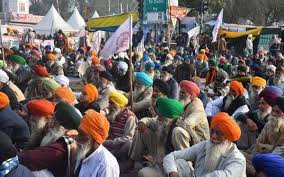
{"left": 75, "top": 101, "right": 101, "bottom": 115}
{"left": 0, "top": 106, "right": 30, "bottom": 150}
{"left": 6, "top": 164, "right": 35, "bottom": 177}
{"left": 1, "top": 84, "right": 19, "bottom": 110}
{"left": 222, "top": 95, "right": 249, "bottom": 116}
{"left": 174, "top": 63, "right": 196, "bottom": 83}
{"left": 167, "top": 78, "right": 179, "bottom": 100}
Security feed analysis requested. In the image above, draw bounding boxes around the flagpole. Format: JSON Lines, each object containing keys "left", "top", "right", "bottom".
{"left": 128, "top": 15, "right": 134, "bottom": 111}
{"left": 0, "top": 20, "right": 5, "bottom": 62}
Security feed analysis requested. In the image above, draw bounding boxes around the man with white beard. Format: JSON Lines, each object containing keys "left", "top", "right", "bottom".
{"left": 163, "top": 112, "right": 246, "bottom": 177}
{"left": 268, "top": 66, "right": 284, "bottom": 90}
{"left": 236, "top": 86, "right": 283, "bottom": 150}
{"left": 248, "top": 76, "right": 266, "bottom": 111}
{"left": 26, "top": 99, "right": 65, "bottom": 149}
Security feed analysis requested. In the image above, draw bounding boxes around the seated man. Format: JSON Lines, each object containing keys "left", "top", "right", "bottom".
{"left": 205, "top": 58, "right": 228, "bottom": 86}
{"left": 248, "top": 76, "right": 266, "bottom": 111}
{"left": 163, "top": 112, "right": 246, "bottom": 177}
{"left": 172, "top": 80, "right": 210, "bottom": 150}
{"left": 127, "top": 98, "right": 184, "bottom": 172}
{"left": 104, "top": 90, "right": 137, "bottom": 159}
{"left": 236, "top": 86, "right": 283, "bottom": 150}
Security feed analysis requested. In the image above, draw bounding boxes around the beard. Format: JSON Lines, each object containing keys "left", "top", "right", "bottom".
{"left": 257, "top": 108, "right": 272, "bottom": 121}
{"left": 204, "top": 140, "right": 232, "bottom": 174}
{"left": 40, "top": 124, "right": 66, "bottom": 146}
{"left": 179, "top": 97, "right": 191, "bottom": 107}
{"left": 107, "top": 107, "right": 121, "bottom": 122}
{"left": 76, "top": 137, "right": 93, "bottom": 161}
{"left": 133, "top": 87, "right": 145, "bottom": 99}
{"left": 223, "top": 95, "right": 235, "bottom": 112}
{"left": 249, "top": 91, "right": 259, "bottom": 105}
{"left": 28, "top": 118, "right": 49, "bottom": 148}
{"left": 275, "top": 76, "right": 284, "bottom": 85}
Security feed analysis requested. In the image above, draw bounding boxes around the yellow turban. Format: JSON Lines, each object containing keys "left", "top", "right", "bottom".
{"left": 109, "top": 90, "right": 128, "bottom": 107}
{"left": 251, "top": 76, "right": 266, "bottom": 88}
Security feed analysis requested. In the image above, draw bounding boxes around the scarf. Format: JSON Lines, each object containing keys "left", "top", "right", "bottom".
{"left": 0, "top": 156, "right": 19, "bottom": 177}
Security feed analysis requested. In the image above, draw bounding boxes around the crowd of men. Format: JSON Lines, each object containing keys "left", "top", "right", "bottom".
{"left": 0, "top": 30, "right": 283, "bottom": 177}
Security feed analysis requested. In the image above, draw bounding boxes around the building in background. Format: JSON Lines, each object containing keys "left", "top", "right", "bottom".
{"left": 93, "top": 0, "right": 138, "bottom": 16}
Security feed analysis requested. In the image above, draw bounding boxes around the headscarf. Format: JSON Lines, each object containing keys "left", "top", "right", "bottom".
{"left": 230, "top": 80, "right": 244, "bottom": 96}
{"left": 252, "top": 153, "right": 284, "bottom": 177}
{"left": 275, "top": 96, "right": 284, "bottom": 113}
{"left": 180, "top": 80, "right": 200, "bottom": 97}
{"left": 79, "top": 109, "right": 110, "bottom": 144}
{"left": 109, "top": 90, "right": 128, "bottom": 107}
{"left": 135, "top": 72, "right": 153, "bottom": 87}
{"left": 55, "top": 87, "right": 76, "bottom": 105}
{"left": 0, "top": 69, "right": 9, "bottom": 84}
{"left": 82, "top": 84, "right": 99, "bottom": 103}
{"left": 91, "top": 56, "right": 100, "bottom": 65}
{"left": 259, "top": 86, "right": 283, "bottom": 106}
{"left": 156, "top": 97, "right": 184, "bottom": 119}
{"left": 33, "top": 65, "right": 49, "bottom": 77}
{"left": 54, "top": 75, "right": 70, "bottom": 87}
{"left": 250, "top": 76, "right": 266, "bottom": 88}
{"left": 27, "top": 99, "right": 55, "bottom": 118}
{"left": 47, "top": 54, "right": 57, "bottom": 60}
{"left": 211, "top": 112, "right": 241, "bottom": 142}
{"left": 10, "top": 55, "right": 26, "bottom": 65}
{"left": 0, "top": 92, "right": 10, "bottom": 109}
{"left": 153, "top": 79, "right": 170, "bottom": 96}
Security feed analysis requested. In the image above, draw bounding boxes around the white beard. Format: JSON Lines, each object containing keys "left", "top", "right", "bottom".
{"left": 29, "top": 119, "right": 49, "bottom": 147}
{"left": 204, "top": 140, "right": 232, "bottom": 174}
{"left": 40, "top": 125, "right": 66, "bottom": 146}
{"left": 76, "top": 139, "right": 92, "bottom": 161}
{"left": 107, "top": 108, "right": 120, "bottom": 122}
{"left": 257, "top": 109, "right": 272, "bottom": 121}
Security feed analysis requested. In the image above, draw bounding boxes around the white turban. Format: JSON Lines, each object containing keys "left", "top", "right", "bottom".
{"left": 267, "top": 65, "right": 276, "bottom": 73}
{"left": 0, "top": 69, "right": 9, "bottom": 83}
{"left": 55, "top": 75, "right": 70, "bottom": 87}
{"left": 54, "top": 48, "right": 62, "bottom": 54}
{"left": 117, "top": 61, "right": 128, "bottom": 72}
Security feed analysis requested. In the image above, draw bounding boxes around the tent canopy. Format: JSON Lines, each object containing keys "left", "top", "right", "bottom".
{"left": 91, "top": 11, "right": 99, "bottom": 18}
{"left": 67, "top": 8, "right": 86, "bottom": 30}
{"left": 33, "top": 5, "right": 76, "bottom": 35}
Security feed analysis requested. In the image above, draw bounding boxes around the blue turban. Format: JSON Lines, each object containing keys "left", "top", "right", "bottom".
{"left": 145, "top": 62, "right": 155, "bottom": 70}
{"left": 252, "top": 153, "right": 284, "bottom": 177}
{"left": 143, "top": 54, "right": 150, "bottom": 61}
{"left": 135, "top": 72, "right": 153, "bottom": 87}
{"left": 153, "top": 61, "right": 160, "bottom": 70}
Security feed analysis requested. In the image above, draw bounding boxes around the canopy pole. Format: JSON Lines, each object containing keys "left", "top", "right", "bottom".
{"left": 128, "top": 15, "right": 134, "bottom": 111}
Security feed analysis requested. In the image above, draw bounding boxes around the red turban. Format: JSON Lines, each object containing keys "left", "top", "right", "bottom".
{"left": 33, "top": 65, "right": 49, "bottom": 77}
{"left": 54, "top": 87, "right": 76, "bottom": 104}
{"left": 0, "top": 92, "right": 10, "bottom": 109}
{"left": 82, "top": 84, "right": 99, "bottom": 103}
{"left": 211, "top": 112, "right": 241, "bottom": 142}
{"left": 180, "top": 80, "right": 200, "bottom": 97}
{"left": 91, "top": 56, "right": 100, "bottom": 65}
{"left": 79, "top": 109, "right": 110, "bottom": 144}
{"left": 27, "top": 99, "right": 55, "bottom": 118}
{"left": 230, "top": 80, "right": 244, "bottom": 96}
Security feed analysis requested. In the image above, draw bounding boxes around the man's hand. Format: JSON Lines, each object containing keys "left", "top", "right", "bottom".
{"left": 246, "top": 118, "right": 258, "bottom": 132}
{"left": 137, "top": 122, "right": 147, "bottom": 132}
{"left": 169, "top": 172, "right": 180, "bottom": 177}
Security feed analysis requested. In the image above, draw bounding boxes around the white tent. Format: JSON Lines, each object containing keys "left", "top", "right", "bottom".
{"left": 91, "top": 11, "right": 99, "bottom": 18}
{"left": 67, "top": 8, "right": 86, "bottom": 30}
{"left": 33, "top": 5, "right": 76, "bottom": 35}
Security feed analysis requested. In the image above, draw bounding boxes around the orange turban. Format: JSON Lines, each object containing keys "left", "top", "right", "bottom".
{"left": 33, "top": 65, "right": 49, "bottom": 77}
{"left": 211, "top": 112, "right": 241, "bottom": 142}
{"left": 230, "top": 80, "right": 245, "bottom": 96}
{"left": 180, "top": 80, "right": 200, "bottom": 97}
{"left": 82, "top": 84, "right": 99, "bottom": 103}
{"left": 79, "top": 109, "right": 110, "bottom": 144}
{"left": 0, "top": 92, "right": 10, "bottom": 109}
{"left": 54, "top": 87, "right": 76, "bottom": 104}
{"left": 27, "top": 99, "right": 55, "bottom": 118}
{"left": 91, "top": 50, "right": 97, "bottom": 56}
{"left": 47, "top": 54, "right": 57, "bottom": 60}
{"left": 197, "top": 53, "right": 208, "bottom": 61}
{"left": 91, "top": 56, "right": 100, "bottom": 65}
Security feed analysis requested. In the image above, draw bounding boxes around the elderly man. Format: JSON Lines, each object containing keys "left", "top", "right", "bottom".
{"left": 46, "top": 53, "right": 64, "bottom": 76}
{"left": 83, "top": 57, "right": 106, "bottom": 86}
{"left": 232, "top": 65, "right": 251, "bottom": 89}
{"left": 132, "top": 72, "right": 153, "bottom": 119}
{"left": 248, "top": 76, "right": 266, "bottom": 111}
{"left": 268, "top": 66, "right": 284, "bottom": 89}
{"left": 75, "top": 109, "right": 120, "bottom": 177}
{"left": 127, "top": 98, "right": 184, "bottom": 172}
{"left": 172, "top": 80, "right": 210, "bottom": 150}
{"left": 163, "top": 112, "right": 246, "bottom": 177}
{"left": 161, "top": 66, "right": 179, "bottom": 100}
{"left": 0, "top": 92, "right": 30, "bottom": 150}
{"left": 115, "top": 61, "right": 130, "bottom": 92}
{"left": 236, "top": 86, "right": 283, "bottom": 150}
{"left": 104, "top": 90, "right": 137, "bottom": 158}
{"left": 206, "top": 80, "right": 250, "bottom": 118}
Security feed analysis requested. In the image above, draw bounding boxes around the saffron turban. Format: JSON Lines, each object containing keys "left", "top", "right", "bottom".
{"left": 79, "top": 109, "right": 110, "bottom": 144}
{"left": 90, "top": 50, "right": 97, "bottom": 56}
{"left": 252, "top": 153, "right": 284, "bottom": 177}
{"left": 82, "top": 84, "right": 98, "bottom": 103}
{"left": 91, "top": 56, "right": 100, "bottom": 65}
{"left": 156, "top": 97, "right": 184, "bottom": 119}
{"left": 230, "top": 80, "right": 244, "bottom": 96}
{"left": 180, "top": 80, "right": 200, "bottom": 97}
{"left": 109, "top": 90, "right": 128, "bottom": 107}
{"left": 27, "top": 99, "right": 55, "bottom": 118}
{"left": 251, "top": 76, "right": 266, "bottom": 87}
{"left": 259, "top": 86, "right": 283, "bottom": 106}
{"left": 135, "top": 72, "right": 153, "bottom": 87}
{"left": 211, "top": 112, "right": 241, "bottom": 142}
{"left": 10, "top": 55, "right": 26, "bottom": 65}
{"left": 47, "top": 54, "right": 57, "bottom": 60}
{"left": 33, "top": 65, "right": 49, "bottom": 77}
{"left": 0, "top": 92, "right": 10, "bottom": 109}
{"left": 55, "top": 87, "right": 76, "bottom": 105}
